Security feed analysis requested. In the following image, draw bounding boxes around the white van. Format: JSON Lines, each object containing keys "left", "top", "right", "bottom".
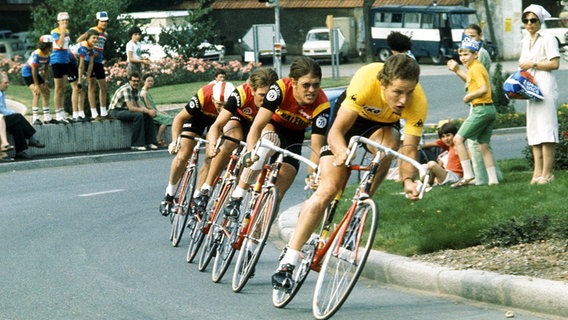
{"left": 370, "top": 5, "right": 495, "bottom": 64}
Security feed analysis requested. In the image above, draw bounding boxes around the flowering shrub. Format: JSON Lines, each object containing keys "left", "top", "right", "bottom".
{"left": 104, "top": 56, "right": 260, "bottom": 94}
{"left": 0, "top": 55, "right": 25, "bottom": 85}
{"left": 1, "top": 54, "right": 260, "bottom": 99}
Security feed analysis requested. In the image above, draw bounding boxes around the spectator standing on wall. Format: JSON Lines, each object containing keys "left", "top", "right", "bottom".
{"left": 68, "top": 30, "right": 98, "bottom": 122}
{"left": 50, "top": 12, "right": 73, "bottom": 124}
{"left": 77, "top": 11, "right": 110, "bottom": 121}
{"left": 22, "top": 35, "right": 53, "bottom": 125}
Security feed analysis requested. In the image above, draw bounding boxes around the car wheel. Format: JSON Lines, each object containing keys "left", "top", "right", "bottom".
{"left": 377, "top": 48, "right": 391, "bottom": 62}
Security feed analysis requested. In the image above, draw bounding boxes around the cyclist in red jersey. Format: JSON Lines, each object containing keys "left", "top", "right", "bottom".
{"left": 188, "top": 68, "right": 278, "bottom": 210}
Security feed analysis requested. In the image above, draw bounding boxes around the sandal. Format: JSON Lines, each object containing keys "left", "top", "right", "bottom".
{"left": 1, "top": 144, "right": 14, "bottom": 152}
{"left": 537, "top": 175, "right": 555, "bottom": 185}
{"left": 450, "top": 177, "right": 474, "bottom": 188}
{"left": 0, "top": 155, "right": 14, "bottom": 162}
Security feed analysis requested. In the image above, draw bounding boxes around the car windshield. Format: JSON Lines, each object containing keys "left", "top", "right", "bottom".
{"left": 545, "top": 19, "right": 565, "bottom": 28}
{"left": 308, "top": 32, "right": 329, "bottom": 41}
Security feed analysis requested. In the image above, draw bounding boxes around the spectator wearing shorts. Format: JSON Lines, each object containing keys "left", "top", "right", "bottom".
{"left": 22, "top": 35, "right": 53, "bottom": 125}
{"left": 68, "top": 30, "right": 98, "bottom": 122}
{"left": 50, "top": 12, "right": 73, "bottom": 124}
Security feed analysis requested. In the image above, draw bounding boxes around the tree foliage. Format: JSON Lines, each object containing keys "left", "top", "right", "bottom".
{"left": 157, "top": 0, "right": 218, "bottom": 59}
{"left": 30, "top": 0, "right": 131, "bottom": 62}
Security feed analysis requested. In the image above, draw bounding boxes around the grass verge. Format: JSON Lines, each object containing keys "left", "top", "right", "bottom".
{"left": 338, "top": 158, "right": 566, "bottom": 256}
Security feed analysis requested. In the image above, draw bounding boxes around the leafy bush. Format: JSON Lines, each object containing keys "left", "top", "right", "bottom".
{"left": 479, "top": 215, "right": 551, "bottom": 247}
{"left": 491, "top": 62, "right": 515, "bottom": 114}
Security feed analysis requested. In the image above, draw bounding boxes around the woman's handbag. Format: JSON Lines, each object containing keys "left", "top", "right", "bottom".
{"left": 503, "top": 70, "right": 544, "bottom": 101}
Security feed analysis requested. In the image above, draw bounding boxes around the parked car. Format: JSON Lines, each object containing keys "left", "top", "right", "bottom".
{"left": 302, "top": 27, "right": 349, "bottom": 62}
{"left": 0, "top": 38, "right": 27, "bottom": 62}
{"left": 542, "top": 17, "right": 568, "bottom": 48}
{"left": 0, "top": 30, "right": 13, "bottom": 40}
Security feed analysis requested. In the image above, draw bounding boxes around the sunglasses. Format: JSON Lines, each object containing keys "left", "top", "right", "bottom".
{"left": 299, "top": 82, "right": 321, "bottom": 90}
{"left": 522, "top": 18, "right": 539, "bottom": 24}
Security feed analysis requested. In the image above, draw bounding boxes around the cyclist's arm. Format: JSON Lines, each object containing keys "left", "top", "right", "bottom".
{"left": 206, "top": 108, "right": 233, "bottom": 155}
{"left": 171, "top": 108, "right": 192, "bottom": 142}
{"left": 400, "top": 133, "right": 421, "bottom": 200}
{"left": 309, "top": 133, "right": 325, "bottom": 174}
{"left": 246, "top": 107, "right": 273, "bottom": 152}
{"left": 328, "top": 106, "right": 358, "bottom": 166}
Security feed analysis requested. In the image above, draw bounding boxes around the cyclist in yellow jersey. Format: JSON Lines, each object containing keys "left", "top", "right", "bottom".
{"left": 273, "top": 54, "right": 428, "bottom": 289}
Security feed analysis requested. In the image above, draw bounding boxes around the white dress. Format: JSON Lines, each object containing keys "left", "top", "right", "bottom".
{"left": 519, "top": 31, "right": 559, "bottom": 146}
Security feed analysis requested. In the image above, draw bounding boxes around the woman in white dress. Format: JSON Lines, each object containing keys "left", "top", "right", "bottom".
{"left": 519, "top": 4, "right": 560, "bottom": 185}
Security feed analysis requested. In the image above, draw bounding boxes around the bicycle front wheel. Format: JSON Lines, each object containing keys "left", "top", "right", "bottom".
{"left": 170, "top": 167, "right": 197, "bottom": 247}
{"left": 231, "top": 186, "right": 279, "bottom": 293}
{"left": 272, "top": 239, "right": 317, "bottom": 308}
{"left": 312, "top": 198, "right": 378, "bottom": 320}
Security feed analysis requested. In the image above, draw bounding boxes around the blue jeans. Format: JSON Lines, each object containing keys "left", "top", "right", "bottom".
{"left": 110, "top": 109, "right": 156, "bottom": 147}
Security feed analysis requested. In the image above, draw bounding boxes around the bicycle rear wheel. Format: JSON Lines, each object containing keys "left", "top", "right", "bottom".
{"left": 186, "top": 178, "right": 222, "bottom": 263}
{"left": 170, "top": 167, "right": 197, "bottom": 247}
{"left": 312, "top": 198, "right": 378, "bottom": 320}
{"left": 232, "top": 186, "right": 278, "bottom": 293}
{"left": 272, "top": 239, "right": 318, "bottom": 308}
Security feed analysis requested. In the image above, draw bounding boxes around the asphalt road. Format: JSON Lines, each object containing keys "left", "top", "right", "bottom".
{"left": 0, "top": 155, "right": 556, "bottom": 320}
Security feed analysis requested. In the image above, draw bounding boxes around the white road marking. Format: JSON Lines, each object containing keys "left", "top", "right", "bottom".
{"left": 78, "top": 189, "right": 125, "bottom": 197}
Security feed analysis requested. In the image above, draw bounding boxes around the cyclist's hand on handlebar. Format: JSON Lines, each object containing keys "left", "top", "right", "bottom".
{"left": 206, "top": 144, "right": 219, "bottom": 159}
{"left": 168, "top": 141, "right": 179, "bottom": 155}
{"left": 242, "top": 151, "right": 259, "bottom": 167}
{"left": 332, "top": 152, "right": 348, "bottom": 167}
{"left": 305, "top": 173, "right": 318, "bottom": 190}
{"left": 403, "top": 179, "right": 421, "bottom": 201}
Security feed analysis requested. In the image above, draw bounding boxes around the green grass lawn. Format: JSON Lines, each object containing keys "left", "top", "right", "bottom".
{"left": 340, "top": 159, "right": 567, "bottom": 256}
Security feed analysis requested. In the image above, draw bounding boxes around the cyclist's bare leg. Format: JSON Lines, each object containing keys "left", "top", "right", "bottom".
{"left": 366, "top": 126, "right": 400, "bottom": 195}
{"left": 203, "top": 120, "right": 244, "bottom": 188}
{"left": 168, "top": 133, "right": 198, "bottom": 186}
{"left": 274, "top": 163, "right": 297, "bottom": 204}
{"left": 288, "top": 155, "right": 348, "bottom": 252}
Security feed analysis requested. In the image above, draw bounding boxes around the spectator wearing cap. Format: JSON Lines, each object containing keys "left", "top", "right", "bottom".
{"left": 50, "top": 12, "right": 73, "bottom": 124}
{"left": 0, "top": 73, "right": 46, "bottom": 160}
{"left": 108, "top": 72, "right": 158, "bottom": 151}
{"left": 76, "top": 11, "right": 110, "bottom": 121}
{"left": 22, "top": 35, "right": 53, "bottom": 125}
{"left": 446, "top": 34, "right": 498, "bottom": 188}
{"left": 126, "top": 26, "right": 151, "bottom": 77}
{"left": 158, "top": 80, "right": 235, "bottom": 215}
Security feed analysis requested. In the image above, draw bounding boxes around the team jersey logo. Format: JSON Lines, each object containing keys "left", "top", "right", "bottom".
{"left": 266, "top": 89, "right": 278, "bottom": 102}
{"left": 188, "top": 97, "right": 199, "bottom": 110}
{"left": 242, "top": 107, "right": 253, "bottom": 115}
{"left": 315, "top": 115, "right": 328, "bottom": 129}
{"left": 363, "top": 105, "right": 382, "bottom": 115}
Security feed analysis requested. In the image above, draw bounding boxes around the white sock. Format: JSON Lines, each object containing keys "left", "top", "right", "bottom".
{"left": 79, "top": 111, "right": 86, "bottom": 118}
{"left": 486, "top": 167, "right": 499, "bottom": 185}
{"left": 201, "top": 184, "right": 212, "bottom": 192}
{"left": 246, "top": 241, "right": 257, "bottom": 253}
{"left": 90, "top": 108, "right": 99, "bottom": 118}
{"left": 460, "top": 160, "right": 474, "bottom": 180}
{"left": 100, "top": 106, "right": 108, "bottom": 116}
{"left": 232, "top": 186, "right": 247, "bottom": 199}
{"left": 73, "top": 111, "right": 79, "bottom": 118}
{"left": 280, "top": 248, "right": 300, "bottom": 268}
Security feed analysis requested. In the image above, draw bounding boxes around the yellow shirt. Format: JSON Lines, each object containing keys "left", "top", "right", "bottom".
{"left": 341, "top": 63, "right": 428, "bottom": 137}
{"left": 466, "top": 59, "right": 492, "bottom": 105}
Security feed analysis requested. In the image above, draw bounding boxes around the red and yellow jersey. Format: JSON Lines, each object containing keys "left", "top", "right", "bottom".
{"left": 184, "top": 83, "right": 219, "bottom": 119}
{"left": 263, "top": 78, "right": 330, "bottom": 134}
{"left": 224, "top": 83, "right": 258, "bottom": 123}
{"left": 342, "top": 63, "right": 428, "bottom": 137}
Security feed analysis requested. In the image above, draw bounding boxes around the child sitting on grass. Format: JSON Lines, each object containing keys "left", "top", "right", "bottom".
{"left": 422, "top": 122, "right": 463, "bottom": 187}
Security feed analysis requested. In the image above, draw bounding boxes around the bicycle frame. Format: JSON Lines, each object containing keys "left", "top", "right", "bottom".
{"left": 310, "top": 135, "right": 429, "bottom": 271}
{"left": 172, "top": 136, "right": 208, "bottom": 216}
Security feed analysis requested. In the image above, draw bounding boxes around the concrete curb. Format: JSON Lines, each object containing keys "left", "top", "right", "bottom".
{"left": 276, "top": 203, "right": 568, "bottom": 318}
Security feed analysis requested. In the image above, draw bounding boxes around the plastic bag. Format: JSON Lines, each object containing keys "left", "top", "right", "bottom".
{"left": 503, "top": 70, "right": 543, "bottom": 101}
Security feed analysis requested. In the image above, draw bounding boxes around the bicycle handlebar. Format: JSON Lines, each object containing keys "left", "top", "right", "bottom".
{"left": 346, "top": 135, "right": 429, "bottom": 199}
{"left": 215, "top": 134, "right": 247, "bottom": 151}
{"left": 174, "top": 135, "right": 208, "bottom": 153}
{"left": 253, "top": 138, "right": 318, "bottom": 171}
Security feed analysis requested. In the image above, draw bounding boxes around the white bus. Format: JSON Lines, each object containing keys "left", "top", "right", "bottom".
{"left": 370, "top": 5, "right": 494, "bottom": 64}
